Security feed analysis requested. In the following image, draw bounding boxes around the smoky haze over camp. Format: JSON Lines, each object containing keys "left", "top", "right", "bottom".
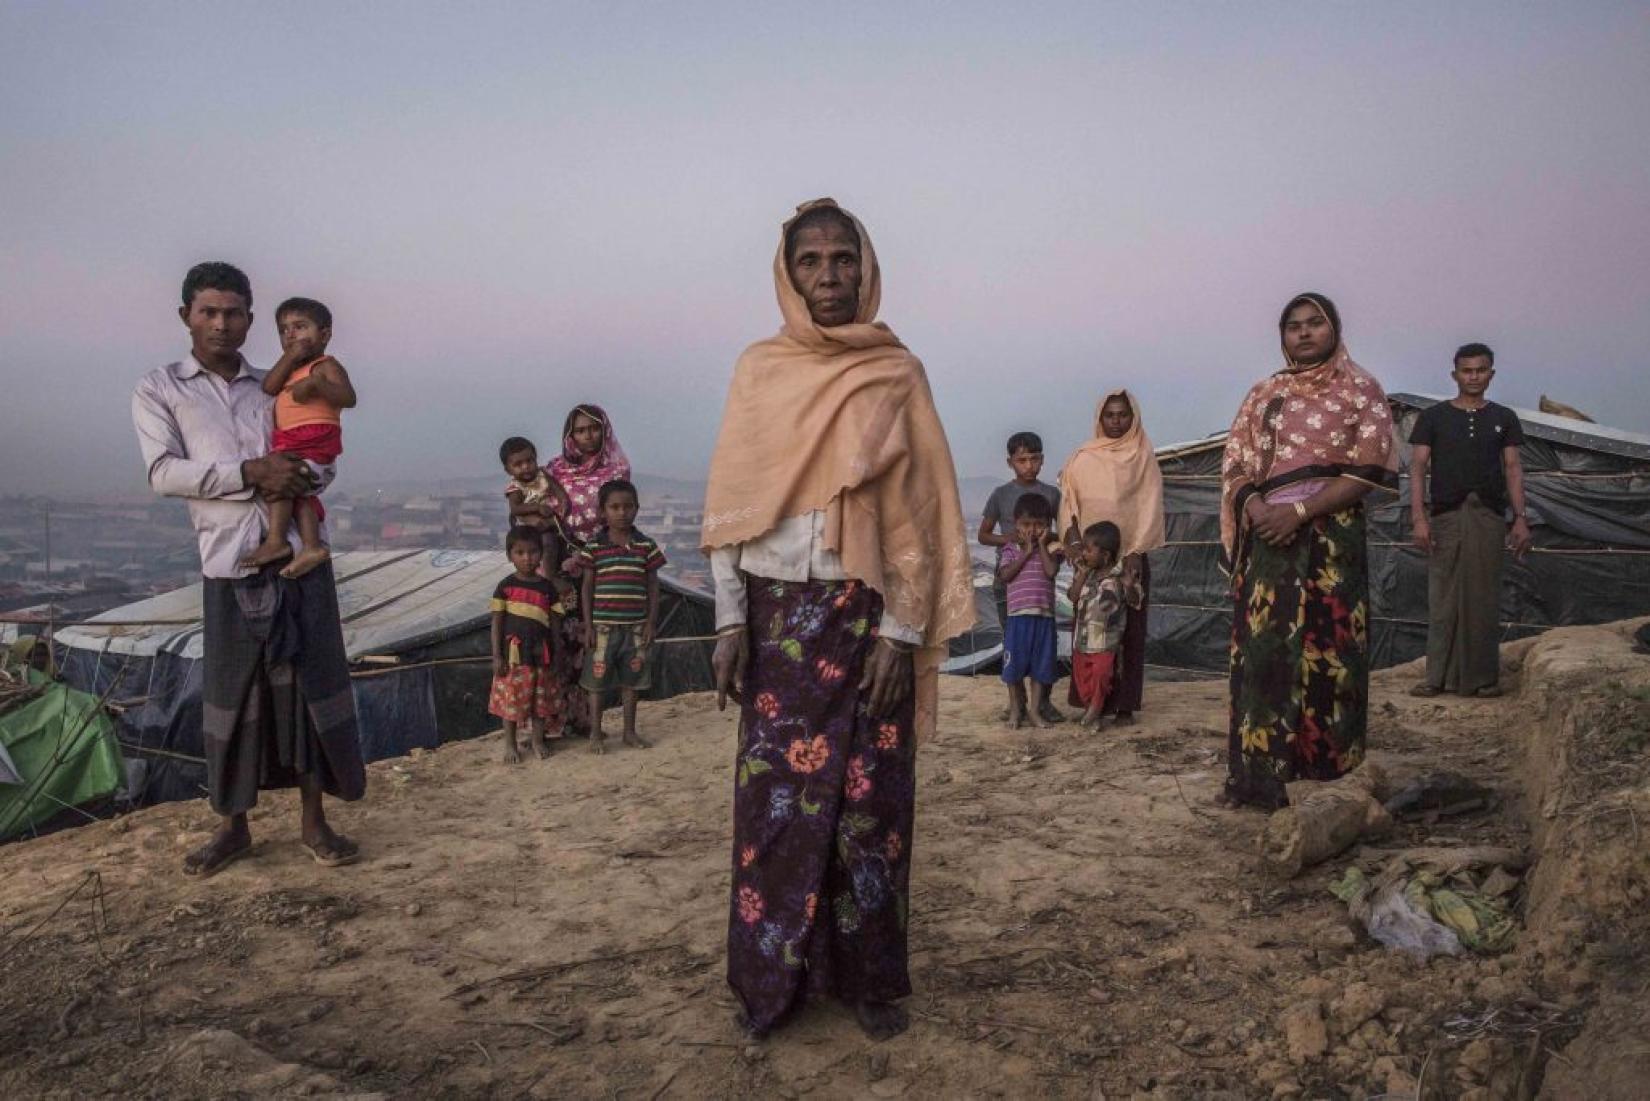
{"left": 1, "top": 2, "right": 1648, "bottom": 499}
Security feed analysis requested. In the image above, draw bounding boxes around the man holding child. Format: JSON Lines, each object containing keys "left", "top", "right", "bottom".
{"left": 132, "top": 262, "right": 365, "bottom": 877}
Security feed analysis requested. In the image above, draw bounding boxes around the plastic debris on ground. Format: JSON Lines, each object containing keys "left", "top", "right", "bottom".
{"left": 1330, "top": 845, "right": 1526, "bottom": 959}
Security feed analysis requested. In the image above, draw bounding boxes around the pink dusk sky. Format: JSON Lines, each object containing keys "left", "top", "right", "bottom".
{"left": 1, "top": 2, "right": 1647, "bottom": 498}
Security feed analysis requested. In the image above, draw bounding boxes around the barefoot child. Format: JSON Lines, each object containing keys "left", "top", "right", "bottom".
{"left": 997, "top": 492, "right": 1060, "bottom": 729}
{"left": 242, "top": 298, "right": 356, "bottom": 578}
{"left": 578, "top": 479, "right": 665, "bottom": 753}
{"left": 489, "top": 526, "right": 562, "bottom": 763}
{"left": 979, "top": 431, "right": 1063, "bottom": 723}
{"left": 1069, "top": 521, "right": 1135, "bottom": 729}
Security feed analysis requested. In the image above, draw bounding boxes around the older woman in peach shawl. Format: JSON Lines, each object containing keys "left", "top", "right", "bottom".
{"left": 1056, "top": 390, "right": 1165, "bottom": 720}
{"left": 703, "top": 200, "right": 973, "bottom": 1043}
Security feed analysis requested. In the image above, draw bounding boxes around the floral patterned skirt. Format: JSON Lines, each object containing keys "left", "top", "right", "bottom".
{"left": 487, "top": 663, "right": 559, "bottom": 725}
{"left": 727, "top": 578, "right": 915, "bottom": 1034}
{"left": 1226, "top": 507, "right": 1370, "bottom": 808}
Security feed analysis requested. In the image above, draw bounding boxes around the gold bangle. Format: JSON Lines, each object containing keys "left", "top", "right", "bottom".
{"left": 1293, "top": 502, "right": 1308, "bottom": 520}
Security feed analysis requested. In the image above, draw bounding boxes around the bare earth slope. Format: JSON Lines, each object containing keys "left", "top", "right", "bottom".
{"left": 2, "top": 623, "right": 1646, "bottom": 1099}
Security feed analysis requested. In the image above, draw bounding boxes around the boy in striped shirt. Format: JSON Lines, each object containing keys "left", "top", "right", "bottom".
{"left": 578, "top": 478, "right": 666, "bottom": 752}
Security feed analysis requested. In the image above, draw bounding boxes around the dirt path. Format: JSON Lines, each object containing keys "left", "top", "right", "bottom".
{"left": 2, "top": 629, "right": 1643, "bottom": 1099}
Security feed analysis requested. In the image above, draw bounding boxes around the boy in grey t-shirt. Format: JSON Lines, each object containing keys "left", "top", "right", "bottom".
{"left": 978, "top": 431, "right": 1063, "bottom": 721}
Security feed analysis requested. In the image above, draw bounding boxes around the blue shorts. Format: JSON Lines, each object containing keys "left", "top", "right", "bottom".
{"left": 1001, "top": 613, "right": 1058, "bottom": 686}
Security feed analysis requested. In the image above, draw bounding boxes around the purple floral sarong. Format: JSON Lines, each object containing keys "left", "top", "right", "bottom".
{"left": 727, "top": 578, "right": 916, "bottom": 1033}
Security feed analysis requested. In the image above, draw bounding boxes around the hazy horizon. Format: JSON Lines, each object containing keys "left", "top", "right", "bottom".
{"left": 3, "top": 2, "right": 1648, "bottom": 500}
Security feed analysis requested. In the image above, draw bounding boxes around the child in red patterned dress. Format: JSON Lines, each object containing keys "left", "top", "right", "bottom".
{"left": 489, "top": 526, "right": 564, "bottom": 763}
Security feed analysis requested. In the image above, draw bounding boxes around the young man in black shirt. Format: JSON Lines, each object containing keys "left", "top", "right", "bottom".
{"left": 1408, "top": 343, "right": 1532, "bottom": 698}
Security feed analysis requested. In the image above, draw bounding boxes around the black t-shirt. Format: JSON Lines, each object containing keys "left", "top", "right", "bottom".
{"left": 1409, "top": 400, "right": 1524, "bottom": 515}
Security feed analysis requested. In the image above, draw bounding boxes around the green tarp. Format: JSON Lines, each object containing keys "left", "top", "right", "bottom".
{"left": 0, "top": 670, "right": 125, "bottom": 841}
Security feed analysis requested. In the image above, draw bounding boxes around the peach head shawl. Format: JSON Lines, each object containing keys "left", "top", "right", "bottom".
{"left": 700, "top": 199, "right": 976, "bottom": 740}
{"left": 1056, "top": 390, "right": 1166, "bottom": 558}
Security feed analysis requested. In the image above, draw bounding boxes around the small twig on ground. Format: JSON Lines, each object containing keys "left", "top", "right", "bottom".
{"left": 0, "top": 870, "right": 102, "bottom": 965}
{"left": 1417, "top": 1044, "right": 1435, "bottom": 1099}
{"left": 470, "top": 1039, "right": 492, "bottom": 1065}
{"left": 647, "top": 1066, "right": 683, "bottom": 1101}
{"left": 1170, "top": 772, "right": 1216, "bottom": 824}
{"left": 471, "top": 1018, "right": 579, "bottom": 1042}
{"left": 446, "top": 944, "right": 688, "bottom": 997}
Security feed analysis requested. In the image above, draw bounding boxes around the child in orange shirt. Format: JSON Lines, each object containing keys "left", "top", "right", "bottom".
{"left": 243, "top": 298, "right": 356, "bottom": 578}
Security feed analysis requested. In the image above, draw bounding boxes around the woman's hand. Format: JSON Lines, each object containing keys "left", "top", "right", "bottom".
{"left": 1250, "top": 501, "right": 1305, "bottom": 547}
{"left": 860, "top": 638, "right": 914, "bottom": 718}
{"left": 713, "top": 630, "right": 749, "bottom": 711}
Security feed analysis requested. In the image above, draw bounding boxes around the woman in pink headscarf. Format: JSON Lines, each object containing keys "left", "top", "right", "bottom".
{"left": 549, "top": 404, "right": 632, "bottom": 547}
{"left": 546, "top": 404, "right": 632, "bottom": 734}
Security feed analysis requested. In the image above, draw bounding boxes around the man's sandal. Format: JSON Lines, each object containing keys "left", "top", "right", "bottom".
{"left": 302, "top": 835, "right": 360, "bottom": 868}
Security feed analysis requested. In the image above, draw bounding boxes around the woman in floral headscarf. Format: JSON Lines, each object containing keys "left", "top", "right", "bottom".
{"left": 549, "top": 404, "right": 631, "bottom": 546}
{"left": 547, "top": 404, "right": 631, "bottom": 734}
{"left": 1220, "top": 293, "right": 1398, "bottom": 808}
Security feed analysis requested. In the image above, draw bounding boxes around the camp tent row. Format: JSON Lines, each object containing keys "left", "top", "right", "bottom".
{"left": 41, "top": 550, "right": 715, "bottom": 808}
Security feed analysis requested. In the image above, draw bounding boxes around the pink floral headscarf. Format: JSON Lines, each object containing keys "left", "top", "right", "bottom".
{"left": 548, "top": 404, "right": 631, "bottom": 544}
{"left": 1218, "top": 295, "right": 1397, "bottom": 573}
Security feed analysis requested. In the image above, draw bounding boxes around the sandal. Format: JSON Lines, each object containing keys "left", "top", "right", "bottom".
{"left": 302, "top": 834, "right": 360, "bottom": 868}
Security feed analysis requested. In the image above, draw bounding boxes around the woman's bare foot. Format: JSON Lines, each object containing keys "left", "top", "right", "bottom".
{"left": 279, "top": 545, "right": 331, "bottom": 580}
{"left": 182, "top": 823, "right": 253, "bottom": 878}
{"left": 240, "top": 541, "right": 293, "bottom": 570}
{"left": 854, "top": 1000, "right": 909, "bottom": 1042}
{"left": 622, "top": 730, "right": 651, "bottom": 749}
{"left": 532, "top": 730, "right": 553, "bottom": 759}
{"left": 735, "top": 1010, "right": 769, "bottom": 1042}
{"left": 502, "top": 737, "right": 522, "bottom": 764}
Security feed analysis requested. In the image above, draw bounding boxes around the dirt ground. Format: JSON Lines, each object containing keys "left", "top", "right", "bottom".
{"left": 3, "top": 622, "right": 1647, "bottom": 1100}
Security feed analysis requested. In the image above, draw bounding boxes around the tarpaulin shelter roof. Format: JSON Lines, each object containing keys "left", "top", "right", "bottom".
{"left": 48, "top": 549, "right": 716, "bottom": 808}
{"left": 55, "top": 550, "right": 512, "bottom": 660}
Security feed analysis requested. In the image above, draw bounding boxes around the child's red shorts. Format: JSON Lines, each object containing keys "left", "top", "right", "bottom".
{"left": 1071, "top": 650, "right": 1118, "bottom": 711}
{"left": 273, "top": 423, "right": 342, "bottom": 464}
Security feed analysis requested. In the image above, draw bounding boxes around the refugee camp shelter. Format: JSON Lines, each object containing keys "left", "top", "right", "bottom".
{"left": 0, "top": 667, "right": 124, "bottom": 841}
{"left": 1145, "top": 395, "right": 1650, "bottom": 674}
{"left": 49, "top": 550, "right": 715, "bottom": 807}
